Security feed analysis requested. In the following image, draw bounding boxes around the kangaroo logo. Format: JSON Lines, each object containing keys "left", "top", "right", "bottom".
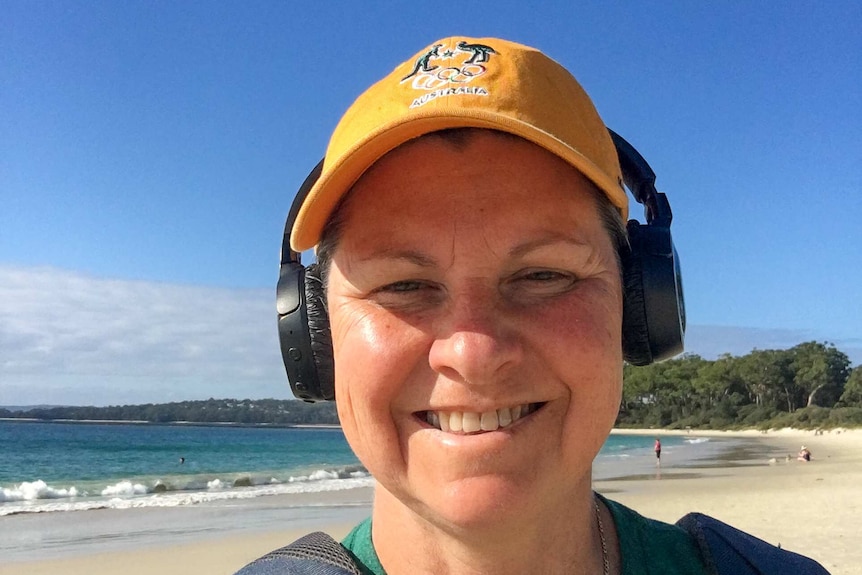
{"left": 456, "top": 41, "right": 497, "bottom": 64}
{"left": 401, "top": 44, "right": 443, "bottom": 82}
{"left": 401, "top": 40, "right": 498, "bottom": 108}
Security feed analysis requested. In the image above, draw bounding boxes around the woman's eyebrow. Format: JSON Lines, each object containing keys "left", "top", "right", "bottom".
{"left": 507, "top": 235, "right": 592, "bottom": 258}
{"left": 356, "top": 249, "right": 438, "bottom": 268}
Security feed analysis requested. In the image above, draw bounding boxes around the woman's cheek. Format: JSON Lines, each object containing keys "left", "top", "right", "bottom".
{"left": 333, "top": 303, "right": 422, "bottom": 429}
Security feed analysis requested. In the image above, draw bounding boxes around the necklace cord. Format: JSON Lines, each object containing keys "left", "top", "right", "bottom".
{"left": 594, "top": 493, "right": 610, "bottom": 575}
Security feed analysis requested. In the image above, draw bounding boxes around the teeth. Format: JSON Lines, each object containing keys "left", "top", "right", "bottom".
{"left": 427, "top": 411, "right": 439, "bottom": 429}
{"left": 439, "top": 412, "right": 450, "bottom": 432}
{"left": 498, "top": 407, "right": 512, "bottom": 427}
{"left": 480, "top": 410, "right": 498, "bottom": 431}
{"left": 449, "top": 411, "right": 463, "bottom": 432}
{"left": 425, "top": 404, "right": 535, "bottom": 433}
{"left": 461, "top": 412, "right": 480, "bottom": 433}
{"left": 511, "top": 404, "right": 523, "bottom": 421}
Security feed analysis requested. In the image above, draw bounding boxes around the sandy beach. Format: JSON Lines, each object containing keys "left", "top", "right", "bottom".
{"left": 2, "top": 428, "right": 858, "bottom": 575}
{"left": 601, "top": 428, "right": 860, "bottom": 574}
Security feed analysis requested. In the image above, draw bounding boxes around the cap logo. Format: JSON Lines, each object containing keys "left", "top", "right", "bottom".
{"left": 401, "top": 41, "right": 498, "bottom": 109}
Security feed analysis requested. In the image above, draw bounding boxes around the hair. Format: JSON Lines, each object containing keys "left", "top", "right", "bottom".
{"left": 315, "top": 128, "right": 629, "bottom": 289}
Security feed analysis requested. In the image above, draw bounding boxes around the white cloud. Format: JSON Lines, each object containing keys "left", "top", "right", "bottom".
{"left": 0, "top": 266, "right": 292, "bottom": 406}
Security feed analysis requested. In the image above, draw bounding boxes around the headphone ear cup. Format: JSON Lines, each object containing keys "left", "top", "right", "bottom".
{"left": 303, "top": 263, "right": 334, "bottom": 399}
{"left": 622, "top": 221, "right": 653, "bottom": 366}
{"left": 622, "top": 220, "right": 685, "bottom": 366}
{"left": 277, "top": 261, "right": 334, "bottom": 402}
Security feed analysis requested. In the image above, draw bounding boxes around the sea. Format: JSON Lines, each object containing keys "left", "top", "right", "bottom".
{"left": 0, "top": 420, "right": 717, "bottom": 517}
{"left": 0, "top": 420, "right": 725, "bottom": 563}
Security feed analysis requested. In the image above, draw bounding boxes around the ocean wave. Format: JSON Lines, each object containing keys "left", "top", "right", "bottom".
{"left": 0, "top": 464, "right": 373, "bottom": 516}
{"left": 0, "top": 480, "right": 79, "bottom": 502}
{"left": 291, "top": 464, "right": 368, "bottom": 482}
{"left": 684, "top": 437, "right": 710, "bottom": 444}
{"left": 101, "top": 480, "right": 148, "bottom": 497}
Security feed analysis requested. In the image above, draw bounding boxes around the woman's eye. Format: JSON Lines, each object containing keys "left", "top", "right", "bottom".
{"left": 371, "top": 279, "right": 443, "bottom": 311}
{"left": 379, "top": 280, "right": 427, "bottom": 293}
{"left": 520, "top": 270, "right": 572, "bottom": 283}
{"left": 510, "top": 269, "right": 578, "bottom": 295}
{"left": 523, "top": 270, "right": 561, "bottom": 281}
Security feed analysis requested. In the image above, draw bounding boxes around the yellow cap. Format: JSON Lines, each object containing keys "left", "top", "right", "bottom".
{"left": 290, "top": 36, "right": 627, "bottom": 252}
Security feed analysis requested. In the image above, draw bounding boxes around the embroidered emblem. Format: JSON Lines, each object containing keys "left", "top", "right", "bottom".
{"left": 401, "top": 44, "right": 443, "bottom": 81}
{"left": 402, "top": 40, "right": 498, "bottom": 108}
{"left": 456, "top": 41, "right": 497, "bottom": 64}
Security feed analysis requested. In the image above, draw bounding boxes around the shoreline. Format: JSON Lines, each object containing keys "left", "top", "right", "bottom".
{"left": 5, "top": 416, "right": 857, "bottom": 433}
{"left": 2, "top": 428, "right": 858, "bottom": 574}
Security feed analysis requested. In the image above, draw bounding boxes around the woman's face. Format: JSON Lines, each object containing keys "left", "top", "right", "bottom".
{"left": 327, "top": 131, "right": 623, "bottom": 529}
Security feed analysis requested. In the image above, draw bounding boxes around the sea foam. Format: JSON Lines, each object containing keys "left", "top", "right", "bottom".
{"left": 0, "top": 466, "right": 373, "bottom": 516}
{"left": 0, "top": 480, "right": 78, "bottom": 502}
{"left": 101, "top": 480, "right": 148, "bottom": 497}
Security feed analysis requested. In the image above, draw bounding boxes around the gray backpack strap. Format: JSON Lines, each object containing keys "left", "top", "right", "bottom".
{"left": 676, "top": 512, "right": 830, "bottom": 575}
{"left": 233, "top": 531, "right": 363, "bottom": 575}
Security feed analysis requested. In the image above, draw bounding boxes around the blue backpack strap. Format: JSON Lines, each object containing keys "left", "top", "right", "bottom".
{"left": 676, "top": 512, "right": 830, "bottom": 575}
{"left": 233, "top": 531, "right": 363, "bottom": 575}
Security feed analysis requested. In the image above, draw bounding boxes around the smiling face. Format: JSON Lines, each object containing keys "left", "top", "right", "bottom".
{"left": 326, "top": 130, "right": 623, "bottom": 532}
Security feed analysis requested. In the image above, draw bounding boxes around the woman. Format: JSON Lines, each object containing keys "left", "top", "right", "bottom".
{"left": 237, "top": 36, "right": 828, "bottom": 575}
{"left": 324, "top": 128, "right": 633, "bottom": 574}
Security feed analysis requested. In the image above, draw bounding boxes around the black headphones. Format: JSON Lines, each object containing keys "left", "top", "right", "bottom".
{"left": 276, "top": 129, "right": 685, "bottom": 402}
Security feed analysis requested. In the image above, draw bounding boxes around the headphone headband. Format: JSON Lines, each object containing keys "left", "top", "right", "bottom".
{"left": 607, "top": 129, "right": 671, "bottom": 228}
{"left": 281, "top": 159, "right": 324, "bottom": 267}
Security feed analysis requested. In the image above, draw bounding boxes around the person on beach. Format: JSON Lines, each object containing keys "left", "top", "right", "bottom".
{"left": 798, "top": 446, "right": 812, "bottom": 462}
{"left": 655, "top": 437, "right": 662, "bottom": 466}
{"left": 236, "top": 36, "right": 829, "bottom": 575}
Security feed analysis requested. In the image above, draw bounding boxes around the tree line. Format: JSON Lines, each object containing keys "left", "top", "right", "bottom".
{"left": 2, "top": 341, "right": 859, "bottom": 430}
{"left": 0, "top": 397, "right": 340, "bottom": 425}
{"left": 619, "top": 341, "right": 862, "bottom": 429}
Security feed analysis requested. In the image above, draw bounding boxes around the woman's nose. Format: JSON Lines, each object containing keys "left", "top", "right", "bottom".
{"left": 427, "top": 289, "right": 524, "bottom": 386}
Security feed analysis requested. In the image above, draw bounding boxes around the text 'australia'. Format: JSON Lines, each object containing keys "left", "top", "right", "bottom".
{"left": 411, "top": 87, "right": 489, "bottom": 108}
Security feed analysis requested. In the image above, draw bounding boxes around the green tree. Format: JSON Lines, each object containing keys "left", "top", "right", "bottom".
{"left": 790, "top": 341, "right": 850, "bottom": 408}
{"left": 736, "top": 349, "right": 796, "bottom": 411}
{"left": 693, "top": 353, "right": 745, "bottom": 409}
{"left": 839, "top": 367, "right": 862, "bottom": 406}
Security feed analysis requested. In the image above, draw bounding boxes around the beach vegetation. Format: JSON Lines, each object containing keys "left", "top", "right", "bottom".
{"left": 838, "top": 367, "right": 862, "bottom": 406}
{"left": 618, "top": 341, "right": 860, "bottom": 430}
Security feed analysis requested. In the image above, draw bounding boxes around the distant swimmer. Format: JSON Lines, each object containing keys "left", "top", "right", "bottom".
{"left": 179, "top": 457, "right": 185, "bottom": 464}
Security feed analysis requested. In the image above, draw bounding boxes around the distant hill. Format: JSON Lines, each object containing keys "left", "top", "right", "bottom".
{"left": 0, "top": 398, "right": 339, "bottom": 425}
{"left": 0, "top": 405, "right": 66, "bottom": 412}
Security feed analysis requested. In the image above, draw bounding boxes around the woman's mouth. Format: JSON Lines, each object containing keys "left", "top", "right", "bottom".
{"left": 419, "top": 403, "right": 544, "bottom": 434}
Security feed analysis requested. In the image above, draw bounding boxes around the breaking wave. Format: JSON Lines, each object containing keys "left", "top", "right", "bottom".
{"left": 0, "top": 464, "right": 372, "bottom": 516}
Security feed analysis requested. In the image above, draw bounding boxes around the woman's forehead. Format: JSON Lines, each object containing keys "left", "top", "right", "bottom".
{"left": 335, "top": 131, "right": 612, "bottom": 253}
{"left": 351, "top": 130, "right": 600, "bottom": 209}
{"left": 362, "top": 128, "right": 569, "bottom": 179}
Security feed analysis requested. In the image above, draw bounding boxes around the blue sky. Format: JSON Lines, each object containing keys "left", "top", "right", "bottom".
{"left": 2, "top": 2, "right": 860, "bottom": 406}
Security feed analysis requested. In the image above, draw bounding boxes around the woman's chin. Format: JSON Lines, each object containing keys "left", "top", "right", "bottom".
{"left": 416, "top": 476, "right": 548, "bottom": 531}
